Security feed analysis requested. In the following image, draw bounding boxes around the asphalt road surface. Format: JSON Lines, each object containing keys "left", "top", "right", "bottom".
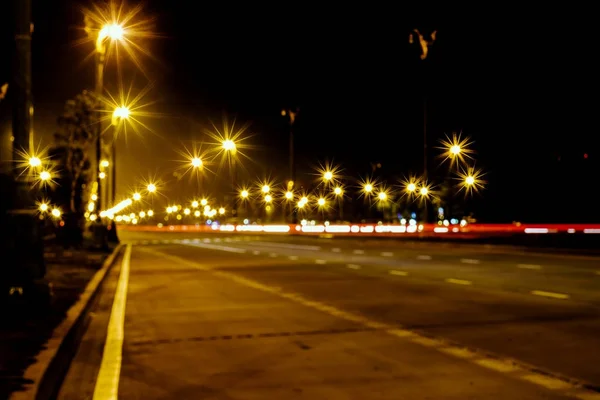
{"left": 58, "top": 231, "right": 600, "bottom": 399}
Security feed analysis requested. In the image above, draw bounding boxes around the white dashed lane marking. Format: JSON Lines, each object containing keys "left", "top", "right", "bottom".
{"left": 269, "top": 253, "right": 278, "bottom": 258}
{"left": 380, "top": 252, "right": 393, "bottom": 257}
{"left": 389, "top": 270, "right": 408, "bottom": 276}
{"left": 531, "top": 290, "right": 569, "bottom": 300}
{"left": 315, "top": 259, "right": 327, "bottom": 265}
{"left": 252, "top": 251, "right": 260, "bottom": 255}
{"left": 460, "top": 258, "right": 480, "bottom": 264}
{"left": 446, "top": 278, "right": 473, "bottom": 286}
{"left": 331, "top": 247, "right": 341, "bottom": 253}
{"left": 517, "top": 264, "right": 542, "bottom": 270}
{"left": 353, "top": 249, "right": 365, "bottom": 255}
{"left": 142, "top": 248, "right": 600, "bottom": 400}
{"left": 288, "top": 255, "right": 299, "bottom": 260}
{"left": 416, "top": 255, "right": 431, "bottom": 260}
{"left": 346, "top": 264, "right": 361, "bottom": 270}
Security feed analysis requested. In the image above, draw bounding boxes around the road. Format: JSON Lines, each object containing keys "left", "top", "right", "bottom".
{"left": 58, "top": 231, "right": 600, "bottom": 399}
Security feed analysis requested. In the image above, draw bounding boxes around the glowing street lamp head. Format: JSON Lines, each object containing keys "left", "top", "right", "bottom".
{"left": 406, "top": 183, "right": 416, "bottom": 192}
{"left": 112, "top": 106, "right": 131, "bottom": 126}
{"left": 191, "top": 157, "right": 202, "bottom": 168}
{"left": 191, "top": 200, "right": 199, "bottom": 208}
{"left": 317, "top": 198, "right": 326, "bottom": 207}
{"left": 285, "top": 191, "right": 293, "bottom": 200}
{"left": 100, "top": 159, "right": 109, "bottom": 168}
{"left": 334, "top": 187, "right": 342, "bottom": 196}
{"left": 39, "top": 170, "right": 51, "bottom": 181}
{"left": 420, "top": 187, "right": 429, "bottom": 196}
{"left": 29, "top": 157, "right": 41, "bottom": 168}
{"left": 240, "top": 190, "right": 249, "bottom": 198}
{"left": 364, "top": 183, "right": 373, "bottom": 193}
{"left": 147, "top": 183, "right": 156, "bottom": 193}
{"left": 51, "top": 208, "right": 61, "bottom": 218}
{"left": 222, "top": 139, "right": 236, "bottom": 152}
{"left": 465, "top": 175, "right": 475, "bottom": 185}
{"left": 200, "top": 198, "right": 208, "bottom": 206}
{"left": 450, "top": 145, "right": 461, "bottom": 156}
{"left": 261, "top": 185, "right": 270, "bottom": 194}
{"left": 100, "top": 23, "right": 124, "bottom": 41}
{"left": 378, "top": 192, "right": 387, "bottom": 201}
{"left": 133, "top": 192, "right": 141, "bottom": 201}
{"left": 113, "top": 106, "right": 130, "bottom": 119}
{"left": 264, "top": 194, "right": 273, "bottom": 203}
{"left": 323, "top": 171, "right": 333, "bottom": 181}
{"left": 39, "top": 203, "right": 48, "bottom": 212}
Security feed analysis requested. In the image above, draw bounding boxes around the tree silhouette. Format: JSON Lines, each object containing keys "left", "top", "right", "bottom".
{"left": 52, "top": 90, "right": 96, "bottom": 214}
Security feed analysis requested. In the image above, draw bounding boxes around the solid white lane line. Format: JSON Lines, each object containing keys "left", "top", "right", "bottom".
{"left": 460, "top": 258, "right": 480, "bottom": 264}
{"left": 416, "top": 255, "right": 431, "bottom": 260}
{"left": 331, "top": 247, "right": 341, "bottom": 253}
{"left": 531, "top": 290, "right": 569, "bottom": 300}
{"left": 389, "top": 270, "right": 408, "bottom": 276}
{"left": 93, "top": 244, "right": 132, "bottom": 400}
{"left": 346, "top": 264, "right": 361, "bottom": 270}
{"left": 445, "top": 278, "right": 473, "bottom": 286}
{"left": 288, "top": 255, "right": 299, "bottom": 260}
{"left": 353, "top": 249, "right": 365, "bottom": 255}
{"left": 381, "top": 252, "right": 394, "bottom": 257}
{"left": 315, "top": 259, "right": 327, "bottom": 264}
{"left": 517, "top": 264, "right": 542, "bottom": 270}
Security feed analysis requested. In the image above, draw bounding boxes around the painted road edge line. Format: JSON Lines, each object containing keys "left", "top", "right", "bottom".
{"left": 389, "top": 270, "right": 408, "bottom": 276}
{"left": 145, "top": 248, "right": 600, "bottom": 400}
{"left": 9, "top": 244, "right": 124, "bottom": 400}
{"left": 531, "top": 290, "right": 569, "bottom": 300}
{"left": 93, "top": 244, "right": 133, "bottom": 400}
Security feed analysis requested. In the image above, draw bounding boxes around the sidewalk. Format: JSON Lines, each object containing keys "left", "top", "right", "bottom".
{"left": 0, "top": 247, "right": 113, "bottom": 399}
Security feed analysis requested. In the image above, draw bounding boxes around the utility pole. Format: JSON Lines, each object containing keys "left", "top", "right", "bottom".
{"left": 282, "top": 107, "right": 299, "bottom": 223}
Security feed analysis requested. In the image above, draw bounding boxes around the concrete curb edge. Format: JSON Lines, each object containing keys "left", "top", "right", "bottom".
{"left": 10, "top": 243, "right": 124, "bottom": 400}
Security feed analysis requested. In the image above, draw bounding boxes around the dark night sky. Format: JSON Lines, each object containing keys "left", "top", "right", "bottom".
{"left": 1, "top": 2, "right": 598, "bottom": 222}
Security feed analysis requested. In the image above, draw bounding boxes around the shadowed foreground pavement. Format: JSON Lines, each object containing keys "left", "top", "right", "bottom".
{"left": 57, "top": 231, "right": 600, "bottom": 399}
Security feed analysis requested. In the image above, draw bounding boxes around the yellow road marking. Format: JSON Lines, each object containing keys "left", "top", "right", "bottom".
{"left": 531, "top": 290, "right": 569, "bottom": 300}
{"left": 517, "top": 264, "right": 542, "bottom": 270}
{"left": 445, "top": 278, "right": 473, "bottom": 286}
{"left": 93, "top": 244, "right": 132, "bottom": 400}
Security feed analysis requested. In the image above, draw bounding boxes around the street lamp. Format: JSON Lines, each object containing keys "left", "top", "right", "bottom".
{"left": 93, "top": 23, "right": 125, "bottom": 213}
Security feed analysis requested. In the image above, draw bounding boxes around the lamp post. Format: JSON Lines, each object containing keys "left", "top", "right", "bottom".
{"left": 222, "top": 139, "right": 237, "bottom": 218}
{"left": 92, "top": 23, "right": 124, "bottom": 212}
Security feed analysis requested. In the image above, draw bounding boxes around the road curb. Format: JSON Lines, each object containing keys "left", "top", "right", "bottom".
{"left": 10, "top": 244, "right": 124, "bottom": 400}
